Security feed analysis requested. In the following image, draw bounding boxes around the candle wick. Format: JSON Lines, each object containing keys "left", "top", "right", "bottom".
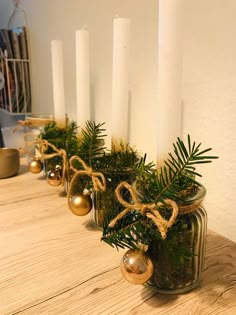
{"left": 115, "top": 14, "right": 120, "bottom": 18}
{"left": 82, "top": 24, "right": 88, "bottom": 30}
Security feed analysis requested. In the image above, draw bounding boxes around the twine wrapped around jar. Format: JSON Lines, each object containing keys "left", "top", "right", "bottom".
{"left": 109, "top": 181, "right": 205, "bottom": 239}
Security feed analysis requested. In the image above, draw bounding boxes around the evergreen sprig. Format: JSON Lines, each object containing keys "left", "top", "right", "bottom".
{"left": 40, "top": 120, "right": 79, "bottom": 158}
{"left": 163, "top": 135, "right": 217, "bottom": 185}
{"left": 102, "top": 135, "right": 218, "bottom": 250}
{"left": 77, "top": 120, "right": 107, "bottom": 167}
{"left": 96, "top": 145, "right": 140, "bottom": 172}
{"left": 102, "top": 212, "right": 162, "bottom": 250}
{"left": 137, "top": 135, "right": 218, "bottom": 204}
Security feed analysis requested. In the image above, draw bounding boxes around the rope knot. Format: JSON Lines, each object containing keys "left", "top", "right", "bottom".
{"left": 68, "top": 156, "right": 106, "bottom": 195}
{"left": 109, "top": 181, "right": 179, "bottom": 239}
{"left": 140, "top": 204, "right": 153, "bottom": 215}
{"left": 86, "top": 167, "right": 93, "bottom": 177}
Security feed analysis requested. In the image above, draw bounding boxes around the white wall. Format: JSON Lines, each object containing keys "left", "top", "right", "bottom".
{"left": 0, "top": 0, "right": 158, "bottom": 159}
{"left": 182, "top": 0, "right": 236, "bottom": 242}
{"left": 0, "top": 0, "right": 235, "bottom": 242}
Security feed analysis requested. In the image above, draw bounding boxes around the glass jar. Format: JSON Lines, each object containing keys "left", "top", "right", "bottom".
{"left": 91, "top": 168, "right": 136, "bottom": 228}
{"left": 146, "top": 185, "right": 207, "bottom": 294}
{"left": 43, "top": 155, "right": 71, "bottom": 195}
{"left": 24, "top": 113, "right": 53, "bottom": 163}
{"left": 43, "top": 156, "right": 63, "bottom": 173}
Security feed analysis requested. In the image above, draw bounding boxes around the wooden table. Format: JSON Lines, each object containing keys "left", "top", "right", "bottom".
{"left": 0, "top": 161, "right": 236, "bottom": 315}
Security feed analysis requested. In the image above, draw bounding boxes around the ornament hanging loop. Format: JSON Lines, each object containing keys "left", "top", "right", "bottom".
{"left": 67, "top": 155, "right": 106, "bottom": 216}
{"left": 69, "top": 156, "right": 106, "bottom": 192}
{"left": 38, "top": 140, "right": 67, "bottom": 186}
{"left": 25, "top": 137, "right": 67, "bottom": 187}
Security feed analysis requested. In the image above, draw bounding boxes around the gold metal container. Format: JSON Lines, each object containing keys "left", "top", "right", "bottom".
{"left": 0, "top": 148, "right": 20, "bottom": 179}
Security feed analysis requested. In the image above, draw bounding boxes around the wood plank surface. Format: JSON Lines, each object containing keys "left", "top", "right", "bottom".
{"left": 0, "top": 163, "right": 61, "bottom": 206}
{"left": 0, "top": 160, "right": 235, "bottom": 314}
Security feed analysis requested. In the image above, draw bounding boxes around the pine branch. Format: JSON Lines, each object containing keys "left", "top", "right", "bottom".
{"left": 77, "top": 120, "right": 107, "bottom": 166}
{"left": 102, "top": 135, "right": 218, "bottom": 250}
{"left": 97, "top": 145, "right": 140, "bottom": 171}
{"left": 102, "top": 212, "right": 162, "bottom": 250}
{"left": 65, "top": 121, "right": 80, "bottom": 158}
{"left": 154, "top": 135, "right": 218, "bottom": 203}
{"left": 40, "top": 121, "right": 79, "bottom": 157}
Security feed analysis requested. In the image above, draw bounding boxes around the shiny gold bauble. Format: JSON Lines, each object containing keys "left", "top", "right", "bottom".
{"left": 29, "top": 159, "right": 43, "bottom": 174}
{"left": 120, "top": 249, "right": 154, "bottom": 285}
{"left": 55, "top": 165, "right": 62, "bottom": 171}
{"left": 68, "top": 194, "right": 93, "bottom": 216}
{"left": 47, "top": 170, "right": 62, "bottom": 186}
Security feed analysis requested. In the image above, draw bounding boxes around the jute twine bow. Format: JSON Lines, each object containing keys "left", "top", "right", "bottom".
{"left": 109, "top": 181, "right": 179, "bottom": 239}
{"left": 39, "top": 140, "right": 67, "bottom": 186}
{"left": 24, "top": 132, "right": 44, "bottom": 158}
{"left": 25, "top": 134, "right": 67, "bottom": 186}
{"left": 68, "top": 155, "right": 106, "bottom": 197}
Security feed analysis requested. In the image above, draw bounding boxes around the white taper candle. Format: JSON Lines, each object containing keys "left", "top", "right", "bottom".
{"left": 156, "top": 0, "right": 184, "bottom": 164}
{"left": 75, "top": 27, "right": 90, "bottom": 129}
{"left": 111, "top": 17, "right": 131, "bottom": 149}
{"left": 51, "top": 40, "right": 66, "bottom": 128}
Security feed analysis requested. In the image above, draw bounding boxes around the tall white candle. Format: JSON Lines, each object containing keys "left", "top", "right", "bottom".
{"left": 111, "top": 17, "right": 131, "bottom": 149}
{"left": 51, "top": 40, "right": 66, "bottom": 128}
{"left": 76, "top": 27, "right": 90, "bottom": 129}
{"left": 156, "top": 0, "right": 184, "bottom": 164}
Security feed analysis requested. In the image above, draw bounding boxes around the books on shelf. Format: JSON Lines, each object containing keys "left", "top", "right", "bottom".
{"left": 0, "top": 29, "right": 13, "bottom": 59}
{"left": 0, "top": 26, "right": 31, "bottom": 114}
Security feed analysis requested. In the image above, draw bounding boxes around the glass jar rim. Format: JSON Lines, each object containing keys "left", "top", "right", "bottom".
{"left": 177, "top": 183, "right": 206, "bottom": 207}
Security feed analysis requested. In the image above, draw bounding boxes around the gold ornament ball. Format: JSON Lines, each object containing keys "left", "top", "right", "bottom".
{"left": 120, "top": 249, "right": 154, "bottom": 285}
{"left": 55, "top": 164, "right": 62, "bottom": 171}
{"left": 29, "top": 159, "right": 43, "bottom": 174}
{"left": 68, "top": 194, "right": 92, "bottom": 216}
{"left": 47, "top": 170, "right": 62, "bottom": 186}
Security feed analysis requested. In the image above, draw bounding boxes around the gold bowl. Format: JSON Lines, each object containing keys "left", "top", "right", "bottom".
{"left": 0, "top": 148, "right": 20, "bottom": 179}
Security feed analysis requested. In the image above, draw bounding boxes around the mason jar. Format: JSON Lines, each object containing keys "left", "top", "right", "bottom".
{"left": 146, "top": 185, "right": 207, "bottom": 294}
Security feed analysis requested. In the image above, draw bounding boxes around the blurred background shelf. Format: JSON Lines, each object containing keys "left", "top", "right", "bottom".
{"left": 0, "top": 27, "right": 31, "bottom": 115}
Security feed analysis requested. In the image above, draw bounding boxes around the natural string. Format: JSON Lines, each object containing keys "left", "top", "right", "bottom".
{"left": 23, "top": 132, "right": 43, "bottom": 158}
{"left": 68, "top": 155, "right": 106, "bottom": 198}
{"left": 14, "top": 120, "right": 32, "bottom": 131}
{"left": 25, "top": 135, "right": 67, "bottom": 186}
{"left": 39, "top": 140, "right": 67, "bottom": 186}
{"left": 109, "top": 181, "right": 179, "bottom": 239}
{"left": 178, "top": 200, "right": 203, "bottom": 214}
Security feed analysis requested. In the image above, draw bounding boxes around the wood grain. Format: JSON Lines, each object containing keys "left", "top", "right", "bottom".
{"left": 0, "top": 162, "right": 61, "bottom": 206}
{"left": 0, "top": 160, "right": 235, "bottom": 314}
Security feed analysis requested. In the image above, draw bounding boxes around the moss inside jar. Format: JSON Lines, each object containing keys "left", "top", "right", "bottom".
{"left": 91, "top": 168, "right": 136, "bottom": 227}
